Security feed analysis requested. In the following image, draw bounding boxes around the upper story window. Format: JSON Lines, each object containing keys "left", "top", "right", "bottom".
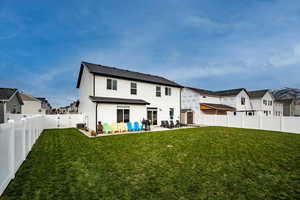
{"left": 107, "top": 79, "right": 117, "bottom": 90}
{"left": 241, "top": 97, "right": 245, "bottom": 105}
{"left": 268, "top": 100, "right": 272, "bottom": 106}
{"left": 165, "top": 87, "right": 172, "bottom": 96}
{"left": 263, "top": 100, "right": 267, "bottom": 105}
{"left": 131, "top": 82, "right": 137, "bottom": 95}
{"left": 156, "top": 86, "right": 161, "bottom": 97}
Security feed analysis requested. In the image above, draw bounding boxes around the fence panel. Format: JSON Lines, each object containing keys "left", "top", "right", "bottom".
{"left": 244, "top": 116, "right": 260, "bottom": 129}
{"left": 215, "top": 115, "right": 228, "bottom": 127}
{"left": 228, "top": 115, "right": 242, "bottom": 128}
{"left": 0, "top": 123, "right": 14, "bottom": 195}
{"left": 282, "top": 117, "right": 300, "bottom": 133}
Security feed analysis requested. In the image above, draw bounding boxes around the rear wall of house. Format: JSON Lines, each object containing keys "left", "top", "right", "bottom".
{"left": 0, "top": 102, "right": 4, "bottom": 123}
{"left": 6, "top": 95, "right": 22, "bottom": 114}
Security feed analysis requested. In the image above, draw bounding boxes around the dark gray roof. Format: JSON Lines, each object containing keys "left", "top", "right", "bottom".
{"left": 89, "top": 96, "right": 150, "bottom": 105}
{"left": 186, "top": 87, "right": 247, "bottom": 97}
{"left": 0, "top": 88, "right": 23, "bottom": 105}
{"left": 248, "top": 89, "right": 269, "bottom": 99}
{"left": 77, "top": 62, "right": 182, "bottom": 88}
{"left": 186, "top": 87, "right": 214, "bottom": 95}
{"left": 0, "top": 88, "right": 17, "bottom": 100}
{"left": 212, "top": 88, "right": 246, "bottom": 96}
{"left": 200, "top": 103, "right": 236, "bottom": 111}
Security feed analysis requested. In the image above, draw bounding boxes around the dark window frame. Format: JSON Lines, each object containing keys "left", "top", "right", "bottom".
{"left": 107, "top": 78, "right": 117, "bottom": 90}
{"left": 131, "top": 82, "right": 137, "bottom": 95}
{"left": 241, "top": 97, "right": 245, "bottom": 105}
{"left": 117, "top": 109, "right": 130, "bottom": 123}
{"left": 156, "top": 86, "right": 161, "bottom": 97}
{"left": 165, "top": 87, "right": 172, "bottom": 96}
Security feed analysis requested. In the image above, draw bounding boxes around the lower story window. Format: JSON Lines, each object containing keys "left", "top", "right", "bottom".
{"left": 117, "top": 109, "right": 130, "bottom": 123}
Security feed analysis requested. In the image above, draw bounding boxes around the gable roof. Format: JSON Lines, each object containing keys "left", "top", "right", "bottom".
{"left": 186, "top": 87, "right": 214, "bottom": 95}
{"left": 248, "top": 89, "right": 270, "bottom": 99}
{"left": 77, "top": 62, "right": 183, "bottom": 88}
{"left": 20, "top": 93, "right": 41, "bottom": 102}
{"left": 212, "top": 88, "right": 247, "bottom": 97}
{"left": 0, "top": 88, "right": 24, "bottom": 105}
{"left": 0, "top": 88, "right": 18, "bottom": 100}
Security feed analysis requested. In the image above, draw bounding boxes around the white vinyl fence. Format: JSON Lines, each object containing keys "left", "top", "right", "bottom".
{"left": 200, "top": 115, "right": 300, "bottom": 134}
{"left": 0, "top": 114, "right": 84, "bottom": 196}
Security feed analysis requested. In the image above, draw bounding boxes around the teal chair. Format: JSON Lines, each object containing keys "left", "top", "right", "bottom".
{"left": 127, "top": 122, "right": 134, "bottom": 131}
{"left": 134, "top": 121, "right": 142, "bottom": 131}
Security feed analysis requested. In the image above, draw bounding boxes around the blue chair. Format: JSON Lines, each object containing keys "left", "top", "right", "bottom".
{"left": 127, "top": 122, "right": 134, "bottom": 131}
{"left": 134, "top": 121, "right": 142, "bottom": 131}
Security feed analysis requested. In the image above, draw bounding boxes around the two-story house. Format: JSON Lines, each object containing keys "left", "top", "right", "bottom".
{"left": 181, "top": 87, "right": 252, "bottom": 124}
{"left": 0, "top": 88, "right": 23, "bottom": 123}
{"left": 20, "top": 93, "right": 44, "bottom": 115}
{"left": 248, "top": 89, "right": 276, "bottom": 116}
{"left": 76, "top": 62, "right": 182, "bottom": 131}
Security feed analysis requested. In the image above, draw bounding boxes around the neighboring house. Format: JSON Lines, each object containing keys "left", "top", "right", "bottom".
{"left": 181, "top": 87, "right": 252, "bottom": 124}
{"left": 77, "top": 61, "right": 182, "bottom": 131}
{"left": 20, "top": 93, "right": 45, "bottom": 114}
{"left": 248, "top": 89, "right": 275, "bottom": 116}
{"left": 274, "top": 101, "right": 284, "bottom": 116}
{"left": 276, "top": 99, "right": 296, "bottom": 116}
{"left": 0, "top": 88, "right": 23, "bottom": 123}
{"left": 69, "top": 100, "right": 79, "bottom": 113}
{"left": 36, "top": 97, "right": 52, "bottom": 114}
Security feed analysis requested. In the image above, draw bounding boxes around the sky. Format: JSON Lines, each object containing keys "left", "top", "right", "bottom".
{"left": 1, "top": 0, "right": 300, "bottom": 107}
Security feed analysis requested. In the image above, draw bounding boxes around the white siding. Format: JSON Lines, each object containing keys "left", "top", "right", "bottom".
{"left": 94, "top": 75, "right": 181, "bottom": 125}
{"left": 79, "top": 65, "right": 181, "bottom": 130}
{"left": 78, "top": 66, "right": 95, "bottom": 130}
{"left": 22, "top": 101, "right": 43, "bottom": 115}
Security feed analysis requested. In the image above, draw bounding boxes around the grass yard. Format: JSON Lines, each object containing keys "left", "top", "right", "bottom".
{"left": 1, "top": 127, "right": 300, "bottom": 200}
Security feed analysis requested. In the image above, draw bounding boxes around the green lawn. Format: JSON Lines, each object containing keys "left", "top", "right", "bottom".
{"left": 1, "top": 127, "right": 300, "bottom": 200}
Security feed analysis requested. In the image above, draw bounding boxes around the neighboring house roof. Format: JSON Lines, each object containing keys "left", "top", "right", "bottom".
{"left": 200, "top": 103, "right": 236, "bottom": 111}
{"left": 77, "top": 61, "right": 183, "bottom": 88}
{"left": 186, "top": 87, "right": 214, "bottom": 95}
{"left": 248, "top": 89, "right": 270, "bottom": 99}
{"left": 89, "top": 96, "right": 150, "bottom": 105}
{"left": 186, "top": 87, "right": 248, "bottom": 97}
{"left": 0, "top": 88, "right": 24, "bottom": 105}
{"left": 212, "top": 88, "right": 247, "bottom": 97}
{"left": 20, "top": 93, "right": 41, "bottom": 102}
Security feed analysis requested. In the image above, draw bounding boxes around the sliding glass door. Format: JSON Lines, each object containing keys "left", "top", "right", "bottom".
{"left": 147, "top": 108, "right": 157, "bottom": 125}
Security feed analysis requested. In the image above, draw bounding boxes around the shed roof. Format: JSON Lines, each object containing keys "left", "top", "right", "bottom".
{"left": 89, "top": 96, "right": 150, "bottom": 105}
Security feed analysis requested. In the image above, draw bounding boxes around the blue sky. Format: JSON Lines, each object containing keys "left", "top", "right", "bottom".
{"left": 1, "top": 0, "right": 300, "bottom": 107}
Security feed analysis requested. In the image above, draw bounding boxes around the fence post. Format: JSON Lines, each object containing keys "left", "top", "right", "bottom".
{"left": 241, "top": 114, "right": 244, "bottom": 128}
{"left": 280, "top": 116, "right": 283, "bottom": 132}
{"left": 21, "top": 118, "right": 26, "bottom": 162}
{"left": 8, "top": 120, "right": 15, "bottom": 179}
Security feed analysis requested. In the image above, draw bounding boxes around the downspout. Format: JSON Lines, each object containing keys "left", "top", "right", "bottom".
{"left": 93, "top": 73, "right": 97, "bottom": 131}
{"left": 179, "top": 87, "right": 182, "bottom": 124}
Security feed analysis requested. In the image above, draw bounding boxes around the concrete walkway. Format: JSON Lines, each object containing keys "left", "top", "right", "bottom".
{"left": 78, "top": 125, "right": 202, "bottom": 138}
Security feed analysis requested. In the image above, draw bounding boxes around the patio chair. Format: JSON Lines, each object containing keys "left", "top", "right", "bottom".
{"left": 118, "top": 123, "right": 127, "bottom": 132}
{"left": 165, "top": 121, "right": 170, "bottom": 128}
{"left": 170, "top": 120, "right": 175, "bottom": 128}
{"left": 134, "top": 121, "right": 142, "bottom": 131}
{"left": 161, "top": 121, "right": 166, "bottom": 127}
{"left": 111, "top": 122, "right": 119, "bottom": 133}
{"left": 103, "top": 123, "right": 112, "bottom": 134}
{"left": 175, "top": 120, "right": 180, "bottom": 128}
{"left": 127, "top": 122, "right": 135, "bottom": 131}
